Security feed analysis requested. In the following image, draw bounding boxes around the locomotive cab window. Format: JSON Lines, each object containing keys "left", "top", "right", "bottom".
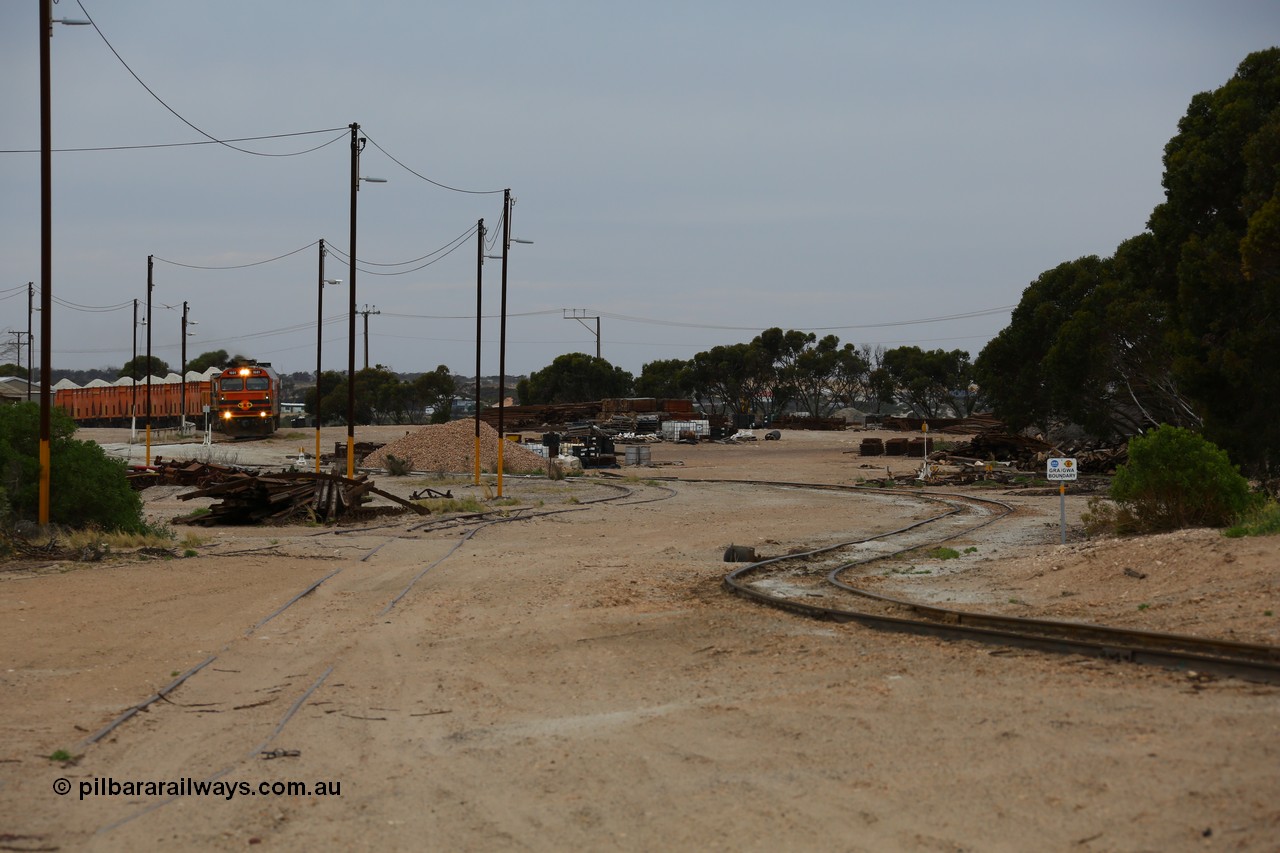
{"left": 246, "top": 377, "right": 269, "bottom": 391}
{"left": 220, "top": 377, "right": 245, "bottom": 391}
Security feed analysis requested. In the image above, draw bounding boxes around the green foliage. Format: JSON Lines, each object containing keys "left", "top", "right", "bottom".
{"left": 0, "top": 403, "right": 144, "bottom": 532}
{"left": 974, "top": 49, "right": 1280, "bottom": 477}
{"left": 1110, "top": 425, "right": 1255, "bottom": 532}
{"left": 0, "top": 363, "right": 29, "bottom": 379}
{"left": 413, "top": 496, "right": 485, "bottom": 514}
{"left": 882, "top": 346, "right": 976, "bottom": 419}
{"left": 1223, "top": 500, "right": 1280, "bottom": 538}
{"left": 117, "top": 354, "right": 170, "bottom": 380}
{"left": 311, "top": 365, "right": 457, "bottom": 425}
{"left": 185, "top": 349, "right": 232, "bottom": 374}
{"left": 634, "top": 358, "right": 692, "bottom": 399}
{"left": 927, "top": 547, "right": 961, "bottom": 560}
{"left": 519, "top": 353, "right": 634, "bottom": 404}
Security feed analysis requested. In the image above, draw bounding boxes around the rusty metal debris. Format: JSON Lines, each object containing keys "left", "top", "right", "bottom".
{"left": 177, "top": 471, "right": 428, "bottom": 525}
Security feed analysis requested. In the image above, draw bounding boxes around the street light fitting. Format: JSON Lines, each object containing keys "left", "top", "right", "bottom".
{"left": 324, "top": 278, "right": 342, "bottom": 285}
{"left": 511, "top": 238, "right": 534, "bottom": 245}
{"left": 359, "top": 176, "right": 387, "bottom": 184}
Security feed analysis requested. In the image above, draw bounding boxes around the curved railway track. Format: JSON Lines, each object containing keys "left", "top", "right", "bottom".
{"left": 721, "top": 483, "right": 1280, "bottom": 684}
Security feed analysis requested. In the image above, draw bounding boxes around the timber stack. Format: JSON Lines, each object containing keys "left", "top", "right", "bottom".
{"left": 177, "top": 471, "right": 427, "bottom": 525}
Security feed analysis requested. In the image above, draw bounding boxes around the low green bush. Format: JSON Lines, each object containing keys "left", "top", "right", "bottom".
{"left": 1109, "top": 425, "right": 1256, "bottom": 533}
{"left": 0, "top": 403, "right": 144, "bottom": 532}
{"left": 1224, "top": 500, "right": 1280, "bottom": 538}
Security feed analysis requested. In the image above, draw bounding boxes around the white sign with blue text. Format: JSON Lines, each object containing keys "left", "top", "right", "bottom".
{"left": 1046, "top": 457, "right": 1078, "bottom": 481}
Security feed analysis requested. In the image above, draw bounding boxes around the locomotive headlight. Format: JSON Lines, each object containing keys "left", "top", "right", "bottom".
{"left": 238, "top": 367, "right": 251, "bottom": 377}
{"left": 222, "top": 411, "right": 232, "bottom": 420}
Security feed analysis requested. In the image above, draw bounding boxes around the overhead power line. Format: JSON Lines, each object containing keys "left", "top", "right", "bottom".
{"left": 361, "top": 132, "right": 506, "bottom": 195}
{"left": 73, "top": 0, "right": 343, "bottom": 158}
{"left": 153, "top": 240, "right": 319, "bottom": 270}
{"left": 0, "top": 128, "right": 349, "bottom": 155}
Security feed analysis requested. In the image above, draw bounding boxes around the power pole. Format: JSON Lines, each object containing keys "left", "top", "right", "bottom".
{"left": 359, "top": 304, "right": 380, "bottom": 369}
{"left": 563, "top": 308, "right": 601, "bottom": 359}
{"left": 27, "top": 282, "right": 34, "bottom": 400}
{"left": 180, "top": 301, "right": 189, "bottom": 431}
{"left": 131, "top": 298, "right": 138, "bottom": 438}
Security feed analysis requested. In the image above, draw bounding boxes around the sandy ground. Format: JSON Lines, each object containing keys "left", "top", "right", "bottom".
{"left": 1, "top": 426, "right": 1278, "bottom": 851}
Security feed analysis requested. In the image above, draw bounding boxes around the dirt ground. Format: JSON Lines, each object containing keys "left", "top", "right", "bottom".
{"left": 1, "top": 426, "right": 1277, "bottom": 851}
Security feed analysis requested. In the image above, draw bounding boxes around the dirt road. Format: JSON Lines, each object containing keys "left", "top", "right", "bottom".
{"left": 2, "top": 428, "right": 1277, "bottom": 851}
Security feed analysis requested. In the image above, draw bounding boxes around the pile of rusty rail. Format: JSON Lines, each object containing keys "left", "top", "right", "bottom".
{"left": 128, "top": 457, "right": 249, "bottom": 490}
{"left": 177, "top": 470, "right": 427, "bottom": 525}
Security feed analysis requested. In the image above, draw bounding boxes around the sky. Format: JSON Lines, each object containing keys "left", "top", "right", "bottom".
{"left": 2, "top": 1, "right": 1277, "bottom": 382}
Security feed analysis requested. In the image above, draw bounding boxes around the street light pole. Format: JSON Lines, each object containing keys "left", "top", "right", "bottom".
{"left": 145, "top": 254, "right": 154, "bottom": 465}
{"left": 347, "top": 124, "right": 361, "bottom": 479}
{"left": 37, "top": 0, "right": 54, "bottom": 523}
{"left": 181, "top": 301, "right": 188, "bottom": 431}
{"left": 26, "top": 282, "right": 34, "bottom": 401}
{"left": 316, "top": 238, "right": 341, "bottom": 474}
{"left": 344, "top": 123, "right": 386, "bottom": 477}
{"left": 180, "top": 301, "right": 196, "bottom": 432}
{"left": 131, "top": 298, "right": 139, "bottom": 440}
{"left": 37, "top": 0, "right": 90, "bottom": 525}
{"left": 486, "top": 191, "right": 533, "bottom": 499}
{"left": 497, "top": 190, "right": 511, "bottom": 497}
{"left": 474, "top": 218, "right": 484, "bottom": 485}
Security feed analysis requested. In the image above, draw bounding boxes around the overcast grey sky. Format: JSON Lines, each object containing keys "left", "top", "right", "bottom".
{"left": 2, "top": 1, "right": 1276, "bottom": 381}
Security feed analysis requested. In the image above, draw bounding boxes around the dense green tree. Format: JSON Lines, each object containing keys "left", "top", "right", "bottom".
{"left": 687, "top": 342, "right": 774, "bottom": 418}
{"left": 517, "top": 354, "right": 633, "bottom": 404}
{"left": 635, "top": 358, "right": 693, "bottom": 399}
{"left": 355, "top": 366, "right": 409, "bottom": 424}
{"left": 312, "top": 370, "right": 348, "bottom": 424}
{"left": 0, "top": 403, "right": 143, "bottom": 531}
{"left": 883, "top": 346, "right": 974, "bottom": 419}
{"left": 412, "top": 366, "right": 458, "bottom": 424}
{"left": 765, "top": 330, "right": 843, "bottom": 417}
{"left": 118, "top": 355, "right": 170, "bottom": 380}
{"left": 186, "top": 350, "right": 232, "bottom": 373}
{"left": 975, "top": 48, "right": 1280, "bottom": 478}
{"left": 1154, "top": 48, "right": 1280, "bottom": 477}
{"left": 0, "top": 363, "right": 28, "bottom": 379}
{"left": 826, "top": 344, "right": 872, "bottom": 412}
{"left": 975, "top": 257, "right": 1105, "bottom": 432}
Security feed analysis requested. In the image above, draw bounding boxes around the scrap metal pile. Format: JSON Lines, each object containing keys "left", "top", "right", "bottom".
{"left": 860, "top": 417, "right": 1130, "bottom": 480}
{"left": 177, "top": 470, "right": 427, "bottom": 525}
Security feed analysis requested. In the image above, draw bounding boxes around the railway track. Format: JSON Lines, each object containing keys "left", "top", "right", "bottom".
{"left": 722, "top": 483, "right": 1280, "bottom": 684}
{"left": 79, "top": 475, "right": 679, "bottom": 837}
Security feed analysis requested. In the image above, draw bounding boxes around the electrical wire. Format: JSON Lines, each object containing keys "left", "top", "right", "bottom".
{"left": 74, "top": 0, "right": 343, "bottom": 158}
{"left": 589, "top": 305, "right": 1016, "bottom": 332}
{"left": 360, "top": 133, "right": 505, "bottom": 195}
{"left": 51, "top": 296, "right": 133, "bottom": 313}
{"left": 0, "top": 129, "right": 349, "bottom": 156}
{"left": 152, "top": 240, "right": 318, "bottom": 271}
{"left": 325, "top": 225, "right": 480, "bottom": 276}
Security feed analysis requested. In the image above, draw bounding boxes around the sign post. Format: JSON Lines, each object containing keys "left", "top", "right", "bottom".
{"left": 1046, "top": 457, "right": 1078, "bottom": 544}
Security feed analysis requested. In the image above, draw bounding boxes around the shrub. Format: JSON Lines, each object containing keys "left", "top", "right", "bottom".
{"left": 1224, "top": 500, "right": 1280, "bottom": 538}
{"left": 384, "top": 454, "right": 412, "bottom": 476}
{"left": 0, "top": 403, "right": 145, "bottom": 532}
{"left": 1109, "top": 425, "right": 1256, "bottom": 532}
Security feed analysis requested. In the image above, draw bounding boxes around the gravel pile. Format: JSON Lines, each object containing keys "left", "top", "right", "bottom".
{"left": 362, "top": 419, "right": 548, "bottom": 474}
